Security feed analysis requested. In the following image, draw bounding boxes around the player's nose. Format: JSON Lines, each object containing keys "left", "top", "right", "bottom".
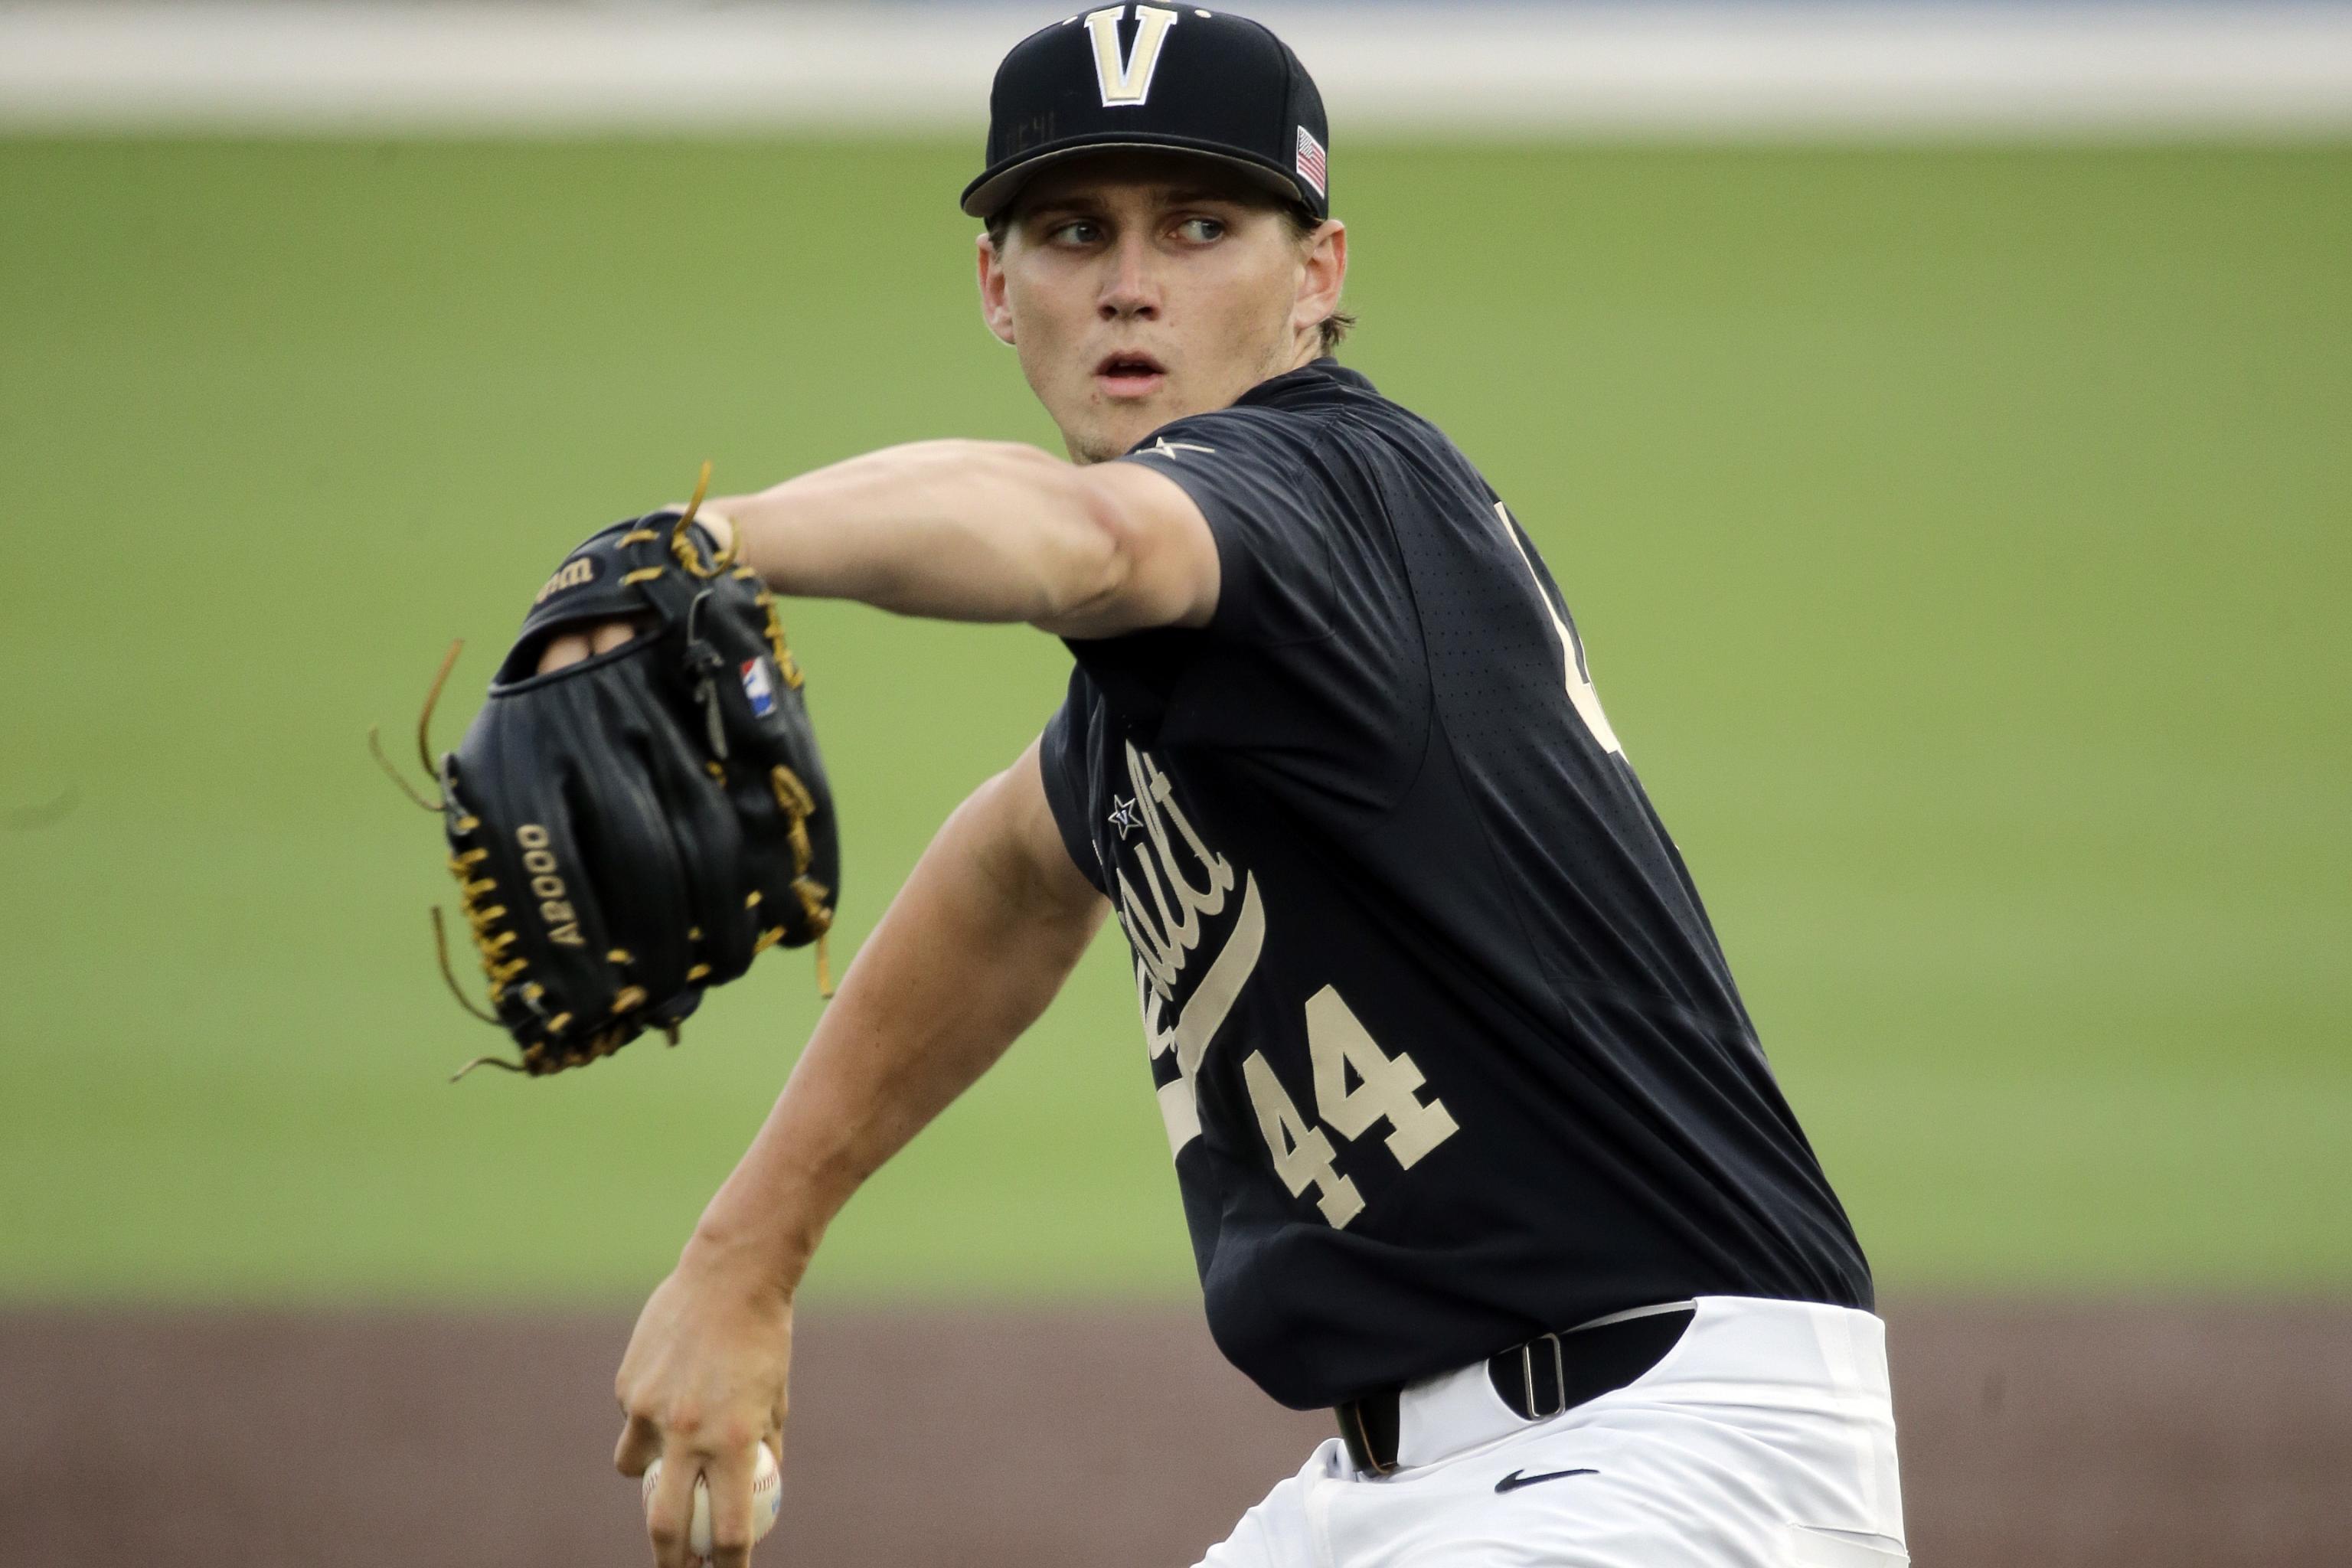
{"left": 1097, "top": 234, "right": 1161, "bottom": 320}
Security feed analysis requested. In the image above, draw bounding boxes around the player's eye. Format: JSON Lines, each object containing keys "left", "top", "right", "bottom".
{"left": 1050, "top": 219, "right": 1105, "bottom": 247}
{"left": 1175, "top": 217, "right": 1227, "bottom": 243}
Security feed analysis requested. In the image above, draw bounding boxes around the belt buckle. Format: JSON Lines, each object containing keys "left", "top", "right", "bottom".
{"left": 1518, "top": 1331, "right": 1567, "bottom": 1421}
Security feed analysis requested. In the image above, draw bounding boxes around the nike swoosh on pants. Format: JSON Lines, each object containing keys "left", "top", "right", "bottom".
{"left": 1493, "top": 1467, "right": 1599, "bottom": 1494}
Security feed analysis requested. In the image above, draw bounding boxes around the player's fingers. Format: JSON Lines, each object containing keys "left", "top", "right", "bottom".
{"left": 700, "top": 1444, "right": 757, "bottom": 1568}
{"left": 613, "top": 1413, "right": 661, "bottom": 1478}
{"left": 537, "top": 630, "right": 592, "bottom": 674}
{"left": 644, "top": 1449, "right": 701, "bottom": 1568}
{"left": 590, "top": 618, "right": 644, "bottom": 656}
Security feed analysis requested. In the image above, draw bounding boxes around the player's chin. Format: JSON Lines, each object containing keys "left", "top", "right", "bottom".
{"left": 1082, "top": 401, "right": 1168, "bottom": 459}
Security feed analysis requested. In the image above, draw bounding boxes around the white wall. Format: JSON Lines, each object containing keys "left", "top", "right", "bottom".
{"left": 4, "top": 3, "right": 2350, "bottom": 136}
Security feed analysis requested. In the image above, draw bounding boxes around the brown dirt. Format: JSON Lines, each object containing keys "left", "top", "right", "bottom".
{"left": 1, "top": 1298, "right": 2345, "bottom": 1567}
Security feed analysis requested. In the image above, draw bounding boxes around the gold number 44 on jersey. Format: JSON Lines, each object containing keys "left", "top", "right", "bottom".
{"left": 1243, "top": 985, "right": 1459, "bottom": 1229}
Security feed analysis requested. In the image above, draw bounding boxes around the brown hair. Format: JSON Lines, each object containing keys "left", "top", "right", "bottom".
{"left": 985, "top": 197, "right": 1355, "bottom": 355}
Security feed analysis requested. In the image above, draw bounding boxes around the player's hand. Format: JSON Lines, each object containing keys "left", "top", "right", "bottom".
{"left": 535, "top": 616, "right": 648, "bottom": 674}
{"left": 613, "top": 1241, "right": 793, "bottom": 1568}
{"left": 537, "top": 508, "right": 737, "bottom": 675}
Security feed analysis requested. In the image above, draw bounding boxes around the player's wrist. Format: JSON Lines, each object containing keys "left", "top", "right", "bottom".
{"left": 662, "top": 497, "right": 737, "bottom": 561}
{"left": 680, "top": 1207, "right": 815, "bottom": 1300}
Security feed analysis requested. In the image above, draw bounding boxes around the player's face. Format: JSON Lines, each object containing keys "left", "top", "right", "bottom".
{"left": 976, "top": 154, "right": 1346, "bottom": 464}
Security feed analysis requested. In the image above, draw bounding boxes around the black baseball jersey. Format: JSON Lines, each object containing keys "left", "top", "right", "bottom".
{"left": 1037, "top": 360, "right": 1870, "bottom": 1411}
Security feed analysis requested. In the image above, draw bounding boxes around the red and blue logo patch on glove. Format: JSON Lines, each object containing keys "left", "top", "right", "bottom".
{"left": 740, "top": 656, "right": 777, "bottom": 718}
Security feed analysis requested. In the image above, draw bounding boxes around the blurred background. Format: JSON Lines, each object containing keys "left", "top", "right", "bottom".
{"left": 1, "top": 3, "right": 2346, "bottom": 1565}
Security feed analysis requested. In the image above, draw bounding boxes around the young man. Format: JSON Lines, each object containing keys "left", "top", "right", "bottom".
{"left": 585, "top": 10, "right": 1907, "bottom": 1568}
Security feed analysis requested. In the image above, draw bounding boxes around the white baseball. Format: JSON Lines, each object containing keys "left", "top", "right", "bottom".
{"left": 641, "top": 1441, "right": 782, "bottom": 1563}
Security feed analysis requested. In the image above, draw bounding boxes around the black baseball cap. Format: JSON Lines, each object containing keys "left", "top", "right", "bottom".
{"left": 961, "top": 6, "right": 1331, "bottom": 222}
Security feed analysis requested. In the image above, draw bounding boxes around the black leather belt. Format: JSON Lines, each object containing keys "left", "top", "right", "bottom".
{"left": 1335, "top": 1305, "right": 1695, "bottom": 1476}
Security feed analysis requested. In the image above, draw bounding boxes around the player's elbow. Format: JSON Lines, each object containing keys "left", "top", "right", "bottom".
{"left": 1032, "top": 466, "right": 1204, "bottom": 635}
{"left": 1026, "top": 462, "right": 1142, "bottom": 625}
{"left": 933, "top": 748, "right": 1106, "bottom": 951}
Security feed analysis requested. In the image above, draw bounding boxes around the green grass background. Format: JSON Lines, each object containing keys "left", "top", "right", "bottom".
{"left": 1, "top": 139, "right": 2344, "bottom": 1304}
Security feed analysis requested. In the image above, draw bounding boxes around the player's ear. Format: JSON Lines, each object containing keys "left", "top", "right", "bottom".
{"left": 1293, "top": 218, "right": 1347, "bottom": 340}
{"left": 976, "top": 231, "right": 1018, "bottom": 347}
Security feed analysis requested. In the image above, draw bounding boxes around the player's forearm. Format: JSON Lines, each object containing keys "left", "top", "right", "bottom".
{"left": 717, "top": 439, "right": 1132, "bottom": 626}
{"left": 682, "top": 757, "right": 1105, "bottom": 1294}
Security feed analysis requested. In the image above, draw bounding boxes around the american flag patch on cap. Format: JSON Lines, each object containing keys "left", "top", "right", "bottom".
{"left": 1295, "top": 126, "right": 1328, "bottom": 198}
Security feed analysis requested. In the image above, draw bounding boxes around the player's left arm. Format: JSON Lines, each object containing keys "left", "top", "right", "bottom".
{"left": 713, "top": 442, "right": 1220, "bottom": 637}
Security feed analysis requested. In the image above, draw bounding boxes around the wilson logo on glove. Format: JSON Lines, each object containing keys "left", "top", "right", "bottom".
{"left": 534, "top": 557, "right": 596, "bottom": 604}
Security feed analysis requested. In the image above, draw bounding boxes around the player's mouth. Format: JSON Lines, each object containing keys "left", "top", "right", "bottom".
{"left": 1093, "top": 351, "right": 1168, "bottom": 400}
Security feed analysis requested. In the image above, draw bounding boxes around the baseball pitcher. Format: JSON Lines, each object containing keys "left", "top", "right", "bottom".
{"left": 483, "top": 9, "right": 1906, "bottom": 1566}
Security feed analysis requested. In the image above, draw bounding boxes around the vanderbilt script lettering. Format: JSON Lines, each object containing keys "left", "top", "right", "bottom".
{"left": 1116, "top": 743, "right": 1237, "bottom": 997}
{"left": 1110, "top": 743, "right": 1261, "bottom": 1156}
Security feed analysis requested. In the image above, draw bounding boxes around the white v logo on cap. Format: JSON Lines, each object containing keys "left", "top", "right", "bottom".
{"left": 1086, "top": 5, "right": 1181, "bottom": 107}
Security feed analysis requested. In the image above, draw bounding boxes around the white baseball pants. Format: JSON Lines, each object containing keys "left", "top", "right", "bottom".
{"left": 1197, "top": 1297, "right": 1908, "bottom": 1568}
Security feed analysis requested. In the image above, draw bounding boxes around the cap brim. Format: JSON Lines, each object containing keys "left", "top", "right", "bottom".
{"left": 961, "top": 136, "right": 1315, "bottom": 220}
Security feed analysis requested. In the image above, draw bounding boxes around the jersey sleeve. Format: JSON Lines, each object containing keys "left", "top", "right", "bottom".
{"left": 1093, "top": 396, "right": 1429, "bottom": 828}
{"left": 1117, "top": 409, "right": 1340, "bottom": 647}
{"left": 1036, "top": 676, "right": 1106, "bottom": 894}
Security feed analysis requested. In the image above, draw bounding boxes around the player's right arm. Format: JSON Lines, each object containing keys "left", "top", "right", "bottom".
{"left": 716, "top": 439, "right": 1220, "bottom": 637}
{"left": 537, "top": 443, "right": 1217, "bottom": 671}
{"left": 612, "top": 737, "right": 1106, "bottom": 1568}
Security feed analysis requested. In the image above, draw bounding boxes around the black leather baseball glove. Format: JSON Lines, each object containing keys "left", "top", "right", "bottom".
{"left": 378, "top": 479, "right": 838, "bottom": 1078}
